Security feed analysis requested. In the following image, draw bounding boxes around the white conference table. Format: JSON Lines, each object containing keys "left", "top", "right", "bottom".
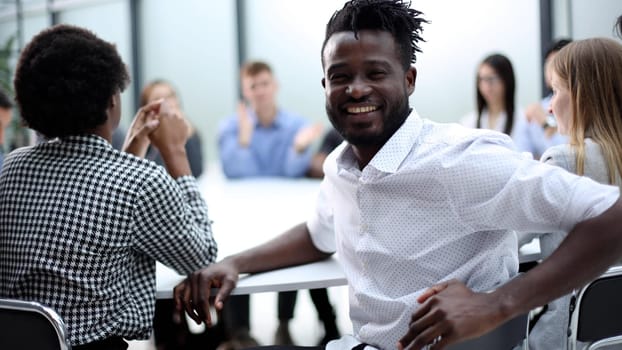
{"left": 156, "top": 256, "right": 346, "bottom": 299}
{"left": 156, "top": 169, "right": 346, "bottom": 299}
{"left": 156, "top": 168, "right": 542, "bottom": 299}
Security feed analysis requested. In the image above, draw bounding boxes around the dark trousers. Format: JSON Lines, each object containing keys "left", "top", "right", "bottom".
{"left": 245, "top": 346, "right": 323, "bottom": 350}
{"left": 223, "top": 294, "right": 251, "bottom": 334}
{"left": 244, "top": 344, "right": 367, "bottom": 350}
{"left": 277, "top": 288, "right": 336, "bottom": 323}
{"left": 73, "top": 337, "right": 128, "bottom": 350}
{"left": 153, "top": 299, "right": 227, "bottom": 350}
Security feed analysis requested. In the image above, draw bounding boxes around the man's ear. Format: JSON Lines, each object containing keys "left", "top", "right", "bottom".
{"left": 321, "top": 77, "right": 326, "bottom": 89}
{"left": 406, "top": 67, "right": 417, "bottom": 95}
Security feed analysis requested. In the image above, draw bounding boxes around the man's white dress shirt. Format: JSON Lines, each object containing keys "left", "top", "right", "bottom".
{"left": 308, "top": 110, "right": 619, "bottom": 349}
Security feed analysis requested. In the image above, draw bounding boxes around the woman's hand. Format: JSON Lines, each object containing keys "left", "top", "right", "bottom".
{"left": 122, "top": 100, "right": 162, "bottom": 157}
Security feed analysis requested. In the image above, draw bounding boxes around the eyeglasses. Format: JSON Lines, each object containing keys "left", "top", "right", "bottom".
{"left": 477, "top": 76, "right": 501, "bottom": 85}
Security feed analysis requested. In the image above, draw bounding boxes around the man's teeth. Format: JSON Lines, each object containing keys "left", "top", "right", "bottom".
{"left": 348, "top": 106, "right": 377, "bottom": 113}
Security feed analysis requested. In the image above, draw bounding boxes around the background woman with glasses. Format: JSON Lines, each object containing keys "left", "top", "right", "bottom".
{"left": 461, "top": 53, "right": 531, "bottom": 153}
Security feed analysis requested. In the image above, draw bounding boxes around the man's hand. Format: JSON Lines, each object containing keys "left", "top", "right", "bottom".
{"left": 526, "top": 103, "right": 558, "bottom": 139}
{"left": 237, "top": 101, "right": 253, "bottom": 147}
{"left": 0, "top": 107, "right": 12, "bottom": 146}
{"left": 293, "top": 123, "right": 324, "bottom": 153}
{"left": 122, "top": 100, "right": 161, "bottom": 157}
{"left": 398, "top": 280, "right": 506, "bottom": 350}
{"left": 174, "top": 259, "right": 240, "bottom": 327}
{"left": 525, "top": 103, "right": 547, "bottom": 125}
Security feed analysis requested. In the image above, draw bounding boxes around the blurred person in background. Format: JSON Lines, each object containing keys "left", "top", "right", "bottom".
{"left": 522, "top": 39, "right": 571, "bottom": 160}
{"left": 113, "top": 79, "right": 204, "bottom": 178}
{"left": 0, "top": 88, "right": 13, "bottom": 169}
{"left": 461, "top": 53, "right": 531, "bottom": 153}
{"left": 217, "top": 60, "right": 335, "bottom": 347}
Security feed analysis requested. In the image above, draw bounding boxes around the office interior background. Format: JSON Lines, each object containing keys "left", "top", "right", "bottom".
{"left": 0, "top": 0, "right": 621, "bottom": 163}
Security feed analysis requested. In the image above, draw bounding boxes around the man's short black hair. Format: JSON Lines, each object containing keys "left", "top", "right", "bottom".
{"left": 321, "top": 0, "right": 428, "bottom": 70}
{"left": 13, "top": 24, "right": 130, "bottom": 138}
{"left": 545, "top": 38, "right": 572, "bottom": 59}
{"left": 0, "top": 88, "right": 12, "bottom": 109}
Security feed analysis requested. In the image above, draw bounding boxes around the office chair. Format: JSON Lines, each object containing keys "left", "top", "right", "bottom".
{"left": 0, "top": 298, "right": 71, "bottom": 350}
{"left": 568, "top": 265, "right": 622, "bottom": 350}
{"left": 447, "top": 312, "right": 528, "bottom": 350}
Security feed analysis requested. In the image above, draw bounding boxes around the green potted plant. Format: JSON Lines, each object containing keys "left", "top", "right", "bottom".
{"left": 0, "top": 35, "right": 32, "bottom": 151}
{"left": 0, "top": 36, "right": 14, "bottom": 93}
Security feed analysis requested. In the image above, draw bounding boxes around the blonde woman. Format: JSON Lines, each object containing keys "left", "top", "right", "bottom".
{"left": 529, "top": 37, "right": 622, "bottom": 350}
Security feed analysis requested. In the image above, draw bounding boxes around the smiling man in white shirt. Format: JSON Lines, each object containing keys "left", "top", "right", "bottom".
{"left": 174, "top": 1, "right": 622, "bottom": 349}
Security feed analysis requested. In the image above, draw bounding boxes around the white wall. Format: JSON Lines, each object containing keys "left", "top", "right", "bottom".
{"left": 568, "top": 0, "right": 622, "bottom": 39}
{"left": 552, "top": 0, "right": 572, "bottom": 38}
{"left": 140, "top": 0, "right": 238, "bottom": 165}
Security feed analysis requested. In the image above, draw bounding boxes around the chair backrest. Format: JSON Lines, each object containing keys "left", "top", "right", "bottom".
{"left": 0, "top": 298, "right": 71, "bottom": 350}
{"left": 587, "top": 335, "right": 622, "bottom": 350}
{"left": 569, "top": 265, "right": 622, "bottom": 350}
{"left": 447, "top": 313, "right": 528, "bottom": 350}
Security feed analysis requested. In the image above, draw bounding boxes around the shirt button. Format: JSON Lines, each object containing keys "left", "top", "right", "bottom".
{"left": 361, "top": 223, "right": 368, "bottom": 232}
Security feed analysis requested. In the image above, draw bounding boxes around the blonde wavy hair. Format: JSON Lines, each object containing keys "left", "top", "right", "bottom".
{"left": 551, "top": 38, "right": 622, "bottom": 185}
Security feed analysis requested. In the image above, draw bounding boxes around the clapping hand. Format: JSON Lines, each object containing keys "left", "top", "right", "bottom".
{"left": 122, "top": 100, "right": 161, "bottom": 157}
{"left": 293, "top": 123, "right": 324, "bottom": 153}
{"left": 237, "top": 101, "right": 253, "bottom": 147}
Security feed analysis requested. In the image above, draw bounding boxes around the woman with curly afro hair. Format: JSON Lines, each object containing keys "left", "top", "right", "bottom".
{"left": 1, "top": 24, "right": 218, "bottom": 350}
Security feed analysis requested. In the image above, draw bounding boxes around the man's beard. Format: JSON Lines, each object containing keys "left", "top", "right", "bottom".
{"left": 326, "top": 97, "right": 410, "bottom": 147}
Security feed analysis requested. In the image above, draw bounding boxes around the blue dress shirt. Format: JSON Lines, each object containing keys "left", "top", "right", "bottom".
{"left": 218, "top": 108, "right": 313, "bottom": 178}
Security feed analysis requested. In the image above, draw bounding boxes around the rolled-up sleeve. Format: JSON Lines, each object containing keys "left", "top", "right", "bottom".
{"left": 307, "top": 177, "right": 337, "bottom": 254}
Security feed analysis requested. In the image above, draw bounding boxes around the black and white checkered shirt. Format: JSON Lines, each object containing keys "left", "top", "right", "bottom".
{"left": 0, "top": 135, "right": 217, "bottom": 346}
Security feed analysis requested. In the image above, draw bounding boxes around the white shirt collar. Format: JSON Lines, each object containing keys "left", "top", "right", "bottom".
{"left": 336, "top": 109, "right": 423, "bottom": 174}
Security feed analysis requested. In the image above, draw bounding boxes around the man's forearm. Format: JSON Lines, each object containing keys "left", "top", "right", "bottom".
{"left": 493, "top": 197, "right": 622, "bottom": 320}
{"left": 238, "top": 125, "right": 253, "bottom": 147}
{"left": 226, "top": 222, "right": 332, "bottom": 274}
